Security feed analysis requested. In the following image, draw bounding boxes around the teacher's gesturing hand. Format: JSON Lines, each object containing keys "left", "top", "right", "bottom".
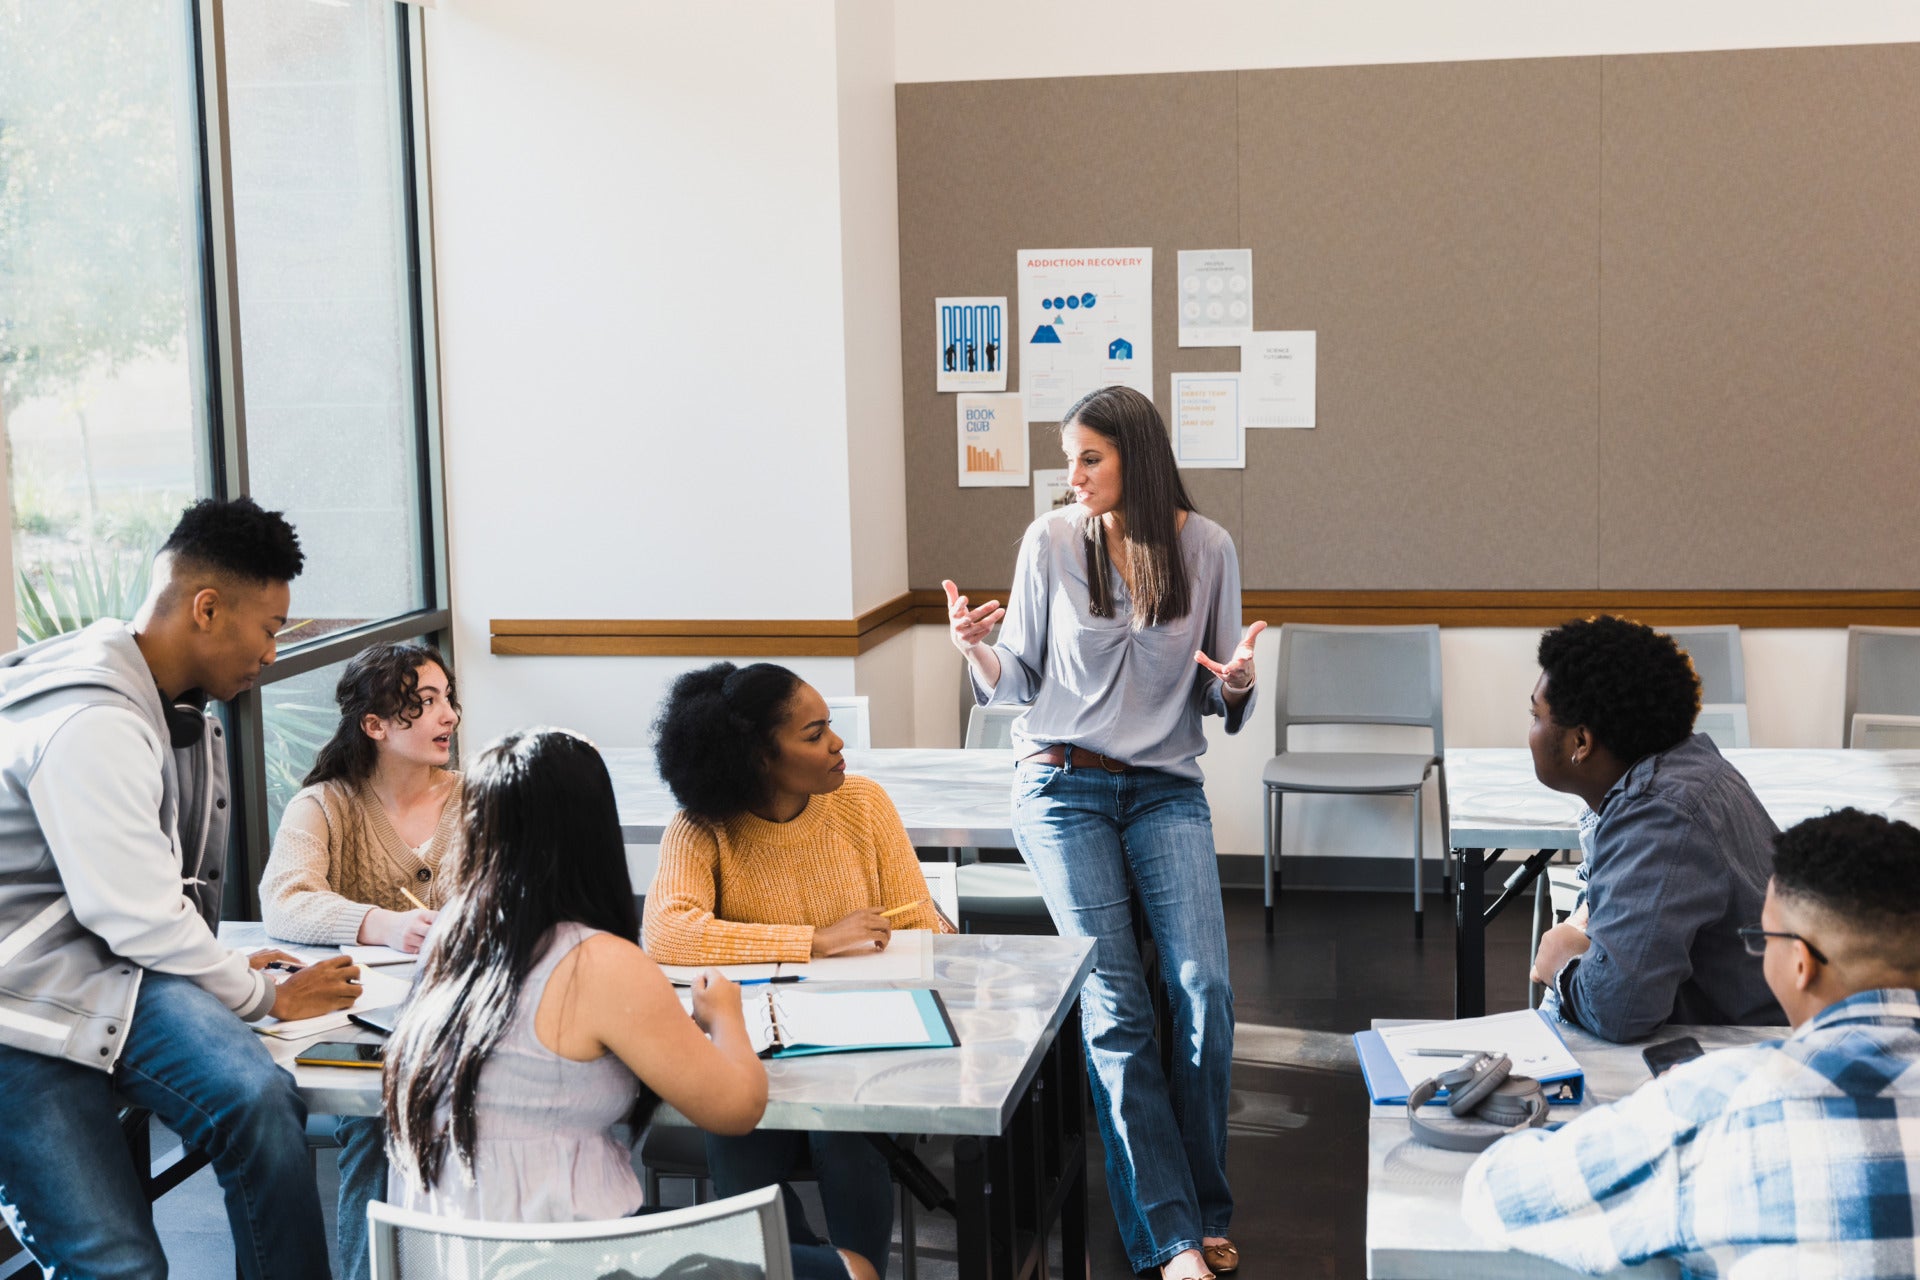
{"left": 1194, "top": 619, "right": 1267, "bottom": 701}
{"left": 943, "top": 579, "right": 1005, "bottom": 689}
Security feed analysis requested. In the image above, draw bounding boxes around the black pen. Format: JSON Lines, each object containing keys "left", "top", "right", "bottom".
{"left": 740, "top": 974, "right": 805, "bottom": 986}
{"left": 264, "top": 960, "right": 304, "bottom": 974}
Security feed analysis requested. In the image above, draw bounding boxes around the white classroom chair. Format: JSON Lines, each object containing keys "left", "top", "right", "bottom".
{"left": 1664, "top": 626, "right": 1750, "bottom": 748}
{"left": 955, "top": 704, "right": 1051, "bottom": 930}
{"left": 1695, "top": 703, "right": 1751, "bottom": 750}
{"left": 1849, "top": 713, "right": 1920, "bottom": 750}
{"left": 823, "top": 696, "right": 871, "bottom": 749}
{"left": 368, "top": 1184, "right": 792, "bottom": 1280}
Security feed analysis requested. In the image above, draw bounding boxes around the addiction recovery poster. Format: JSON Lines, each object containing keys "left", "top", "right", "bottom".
{"left": 1016, "top": 248, "right": 1152, "bottom": 421}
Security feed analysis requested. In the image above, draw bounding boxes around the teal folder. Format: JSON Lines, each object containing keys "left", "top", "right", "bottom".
{"left": 755, "top": 987, "right": 960, "bottom": 1060}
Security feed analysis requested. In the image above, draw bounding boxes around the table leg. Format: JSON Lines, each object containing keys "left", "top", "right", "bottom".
{"left": 1454, "top": 847, "right": 1488, "bottom": 1018}
{"left": 954, "top": 1137, "right": 989, "bottom": 1279}
{"left": 1056, "top": 1006, "right": 1088, "bottom": 1280}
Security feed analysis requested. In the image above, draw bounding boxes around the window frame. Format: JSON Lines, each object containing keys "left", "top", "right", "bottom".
{"left": 190, "top": 0, "right": 451, "bottom": 918}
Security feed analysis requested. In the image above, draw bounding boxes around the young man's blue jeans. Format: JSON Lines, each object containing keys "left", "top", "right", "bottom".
{"left": 0, "top": 972, "right": 332, "bottom": 1279}
{"left": 1012, "top": 762, "right": 1234, "bottom": 1273}
{"left": 706, "top": 1128, "right": 894, "bottom": 1278}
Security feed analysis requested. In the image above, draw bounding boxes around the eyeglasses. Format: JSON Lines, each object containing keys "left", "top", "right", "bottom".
{"left": 1737, "top": 926, "right": 1828, "bottom": 965}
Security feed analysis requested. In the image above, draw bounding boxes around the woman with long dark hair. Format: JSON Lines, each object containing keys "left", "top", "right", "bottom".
{"left": 257, "top": 640, "right": 462, "bottom": 1280}
{"left": 260, "top": 641, "right": 461, "bottom": 953}
{"left": 383, "top": 729, "right": 877, "bottom": 1280}
{"left": 645, "top": 661, "right": 945, "bottom": 1278}
{"left": 942, "top": 385, "right": 1263, "bottom": 1280}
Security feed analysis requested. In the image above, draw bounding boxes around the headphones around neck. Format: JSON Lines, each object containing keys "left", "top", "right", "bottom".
{"left": 161, "top": 687, "right": 208, "bottom": 748}
{"left": 1406, "top": 1052, "right": 1549, "bottom": 1152}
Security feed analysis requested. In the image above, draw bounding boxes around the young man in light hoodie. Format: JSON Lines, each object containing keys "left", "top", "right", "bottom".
{"left": 0, "top": 498, "right": 363, "bottom": 1279}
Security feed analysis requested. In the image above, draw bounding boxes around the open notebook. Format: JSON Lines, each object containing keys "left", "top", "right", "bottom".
{"left": 678, "top": 985, "right": 959, "bottom": 1059}
{"left": 656, "top": 929, "right": 932, "bottom": 986}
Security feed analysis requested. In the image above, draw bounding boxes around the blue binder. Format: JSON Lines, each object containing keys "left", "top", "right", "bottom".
{"left": 1354, "top": 1010, "right": 1585, "bottom": 1106}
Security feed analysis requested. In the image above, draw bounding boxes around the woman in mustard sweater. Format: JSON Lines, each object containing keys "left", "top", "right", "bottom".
{"left": 644, "top": 661, "right": 944, "bottom": 1279}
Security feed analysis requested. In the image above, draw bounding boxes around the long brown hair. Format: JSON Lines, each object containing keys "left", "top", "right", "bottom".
{"left": 382, "top": 729, "right": 648, "bottom": 1188}
{"left": 1064, "top": 385, "right": 1195, "bottom": 628}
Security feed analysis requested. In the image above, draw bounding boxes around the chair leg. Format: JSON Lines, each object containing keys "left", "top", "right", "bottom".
{"left": 1412, "top": 787, "right": 1425, "bottom": 940}
{"left": 899, "top": 1176, "right": 917, "bottom": 1280}
{"left": 1263, "top": 786, "right": 1275, "bottom": 935}
{"left": 1528, "top": 868, "right": 1551, "bottom": 1009}
{"left": 644, "top": 1165, "right": 661, "bottom": 1205}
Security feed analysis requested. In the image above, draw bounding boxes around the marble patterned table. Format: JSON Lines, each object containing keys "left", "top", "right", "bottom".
{"left": 604, "top": 747, "right": 1021, "bottom": 848}
{"left": 1446, "top": 747, "right": 1920, "bottom": 1016}
{"left": 227, "top": 924, "right": 1096, "bottom": 1279}
{"left": 1366, "top": 1019, "right": 1777, "bottom": 1278}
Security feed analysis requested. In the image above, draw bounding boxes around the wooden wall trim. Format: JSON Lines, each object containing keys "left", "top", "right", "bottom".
{"left": 493, "top": 590, "right": 1920, "bottom": 656}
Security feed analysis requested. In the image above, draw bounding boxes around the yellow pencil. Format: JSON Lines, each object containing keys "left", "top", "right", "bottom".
{"left": 878, "top": 899, "right": 926, "bottom": 919}
{"left": 399, "top": 885, "right": 429, "bottom": 912}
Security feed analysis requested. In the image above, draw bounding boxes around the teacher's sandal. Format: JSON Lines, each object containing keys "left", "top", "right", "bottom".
{"left": 1201, "top": 1241, "right": 1240, "bottom": 1275}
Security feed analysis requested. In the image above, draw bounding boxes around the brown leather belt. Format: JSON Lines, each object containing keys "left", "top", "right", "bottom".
{"left": 1022, "top": 744, "right": 1133, "bottom": 773}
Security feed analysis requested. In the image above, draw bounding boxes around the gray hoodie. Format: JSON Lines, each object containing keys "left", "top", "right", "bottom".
{"left": 0, "top": 621, "right": 272, "bottom": 1072}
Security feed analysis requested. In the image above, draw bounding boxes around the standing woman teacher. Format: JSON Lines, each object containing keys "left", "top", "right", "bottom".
{"left": 943, "top": 384, "right": 1261, "bottom": 1280}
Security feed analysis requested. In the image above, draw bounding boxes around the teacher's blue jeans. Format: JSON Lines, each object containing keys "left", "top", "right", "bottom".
{"left": 1013, "top": 762, "right": 1234, "bottom": 1272}
{"left": 0, "top": 972, "right": 330, "bottom": 1279}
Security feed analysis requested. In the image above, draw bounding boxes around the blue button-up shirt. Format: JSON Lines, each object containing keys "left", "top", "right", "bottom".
{"left": 1465, "top": 988, "right": 1920, "bottom": 1278}
{"left": 1555, "top": 733, "right": 1786, "bottom": 1042}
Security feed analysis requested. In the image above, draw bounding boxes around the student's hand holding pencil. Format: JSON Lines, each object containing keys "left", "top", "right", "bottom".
{"left": 811, "top": 909, "right": 893, "bottom": 957}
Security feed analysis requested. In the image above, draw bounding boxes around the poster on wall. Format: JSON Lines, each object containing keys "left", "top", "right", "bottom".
{"left": 1240, "top": 330, "right": 1316, "bottom": 428}
{"left": 1016, "top": 248, "right": 1152, "bottom": 421}
{"left": 1031, "top": 468, "right": 1074, "bottom": 518}
{"left": 956, "top": 393, "right": 1029, "bottom": 488}
{"left": 935, "top": 297, "right": 1008, "bottom": 392}
{"left": 1176, "top": 249, "right": 1253, "bottom": 347}
{"left": 1169, "top": 372, "right": 1245, "bottom": 469}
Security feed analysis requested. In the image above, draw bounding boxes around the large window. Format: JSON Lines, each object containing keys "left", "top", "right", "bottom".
{"left": 0, "top": 0, "right": 448, "bottom": 916}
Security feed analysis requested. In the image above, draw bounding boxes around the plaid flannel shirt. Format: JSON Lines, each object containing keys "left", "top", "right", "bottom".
{"left": 1463, "top": 989, "right": 1920, "bottom": 1278}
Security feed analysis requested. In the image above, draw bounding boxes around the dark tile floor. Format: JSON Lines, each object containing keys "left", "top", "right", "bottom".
{"left": 2, "top": 886, "right": 1537, "bottom": 1279}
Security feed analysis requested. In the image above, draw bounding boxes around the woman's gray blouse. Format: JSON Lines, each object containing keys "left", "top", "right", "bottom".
{"left": 973, "top": 507, "right": 1255, "bottom": 780}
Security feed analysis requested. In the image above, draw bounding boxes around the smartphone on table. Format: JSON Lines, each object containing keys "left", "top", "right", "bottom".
{"left": 293, "top": 1041, "right": 386, "bottom": 1069}
{"left": 1641, "top": 1036, "right": 1704, "bottom": 1077}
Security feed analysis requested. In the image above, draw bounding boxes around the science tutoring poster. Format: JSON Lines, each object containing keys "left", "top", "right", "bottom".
{"left": 1016, "top": 248, "right": 1152, "bottom": 421}
{"left": 935, "top": 297, "right": 1008, "bottom": 392}
{"left": 956, "top": 393, "right": 1029, "bottom": 488}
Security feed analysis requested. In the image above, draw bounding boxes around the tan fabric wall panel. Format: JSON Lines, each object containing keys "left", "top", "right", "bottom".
{"left": 897, "top": 46, "right": 1920, "bottom": 593}
{"left": 1597, "top": 44, "right": 1920, "bottom": 588}
{"left": 1236, "top": 58, "right": 1602, "bottom": 588}
{"left": 896, "top": 73, "right": 1243, "bottom": 589}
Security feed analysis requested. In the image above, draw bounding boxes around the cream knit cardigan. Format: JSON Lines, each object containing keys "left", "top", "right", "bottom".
{"left": 259, "top": 774, "right": 463, "bottom": 945}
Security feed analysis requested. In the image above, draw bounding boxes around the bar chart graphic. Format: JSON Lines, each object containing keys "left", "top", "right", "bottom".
{"left": 956, "top": 392, "right": 1028, "bottom": 488}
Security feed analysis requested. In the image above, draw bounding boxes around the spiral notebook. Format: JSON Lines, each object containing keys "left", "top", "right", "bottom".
{"left": 679, "top": 985, "right": 959, "bottom": 1059}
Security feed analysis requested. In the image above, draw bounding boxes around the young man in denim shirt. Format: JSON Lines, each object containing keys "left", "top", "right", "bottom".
{"left": 1525, "top": 616, "right": 1783, "bottom": 1041}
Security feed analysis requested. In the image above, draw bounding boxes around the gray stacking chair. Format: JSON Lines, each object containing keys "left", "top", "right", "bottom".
{"left": 1664, "top": 625, "right": 1750, "bottom": 749}
{"left": 1849, "top": 713, "right": 1920, "bottom": 750}
{"left": 368, "top": 1183, "right": 792, "bottom": 1279}
{"left": 1844, "top": 626, "right": 1920, "bottom": 746}
{"left": 1263, "top": 624, "right": 1446, "bottom": 937}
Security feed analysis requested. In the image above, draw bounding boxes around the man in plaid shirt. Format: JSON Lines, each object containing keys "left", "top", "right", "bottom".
{"left": 1463, "top": 808, "right": 1920, "bottom": 1277}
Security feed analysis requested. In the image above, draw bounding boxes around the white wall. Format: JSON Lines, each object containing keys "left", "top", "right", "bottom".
{"left": 425, "top": 0, "right": 912, "bottom": 756}
{"left": 896, "top": 0, "right": 1920, "bottom": 82}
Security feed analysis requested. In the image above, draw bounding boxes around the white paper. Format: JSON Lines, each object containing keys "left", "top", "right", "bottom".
{"left": 1016, "top": 248, "right": 1152, "bottom": 420}
{"left": 1377, "top": 1009, "right": 1582, "bottom": 1093}
{"left": 956, "top": 393, "right": 1029, "bottom": 487}
{"left": 253, "top": 968, "right": 412, "bottom": 1040}
{"left": 1241, "top": 330, "right": 1316, "bottom": 428}
{"left": 1169, "top": 372, "right": 1245, "bottom": 469}
{"left": 1031, "top": 468, "right": 1073, "bottom": 519}
{"left": 935, "top": 297, "right": 1009, "bottom": 392}
{"left": 1177, "top": 249, "right": 1254, "bottom": 347}
{"left": 773, "top": 990, "right": 934, "bottom": 1050}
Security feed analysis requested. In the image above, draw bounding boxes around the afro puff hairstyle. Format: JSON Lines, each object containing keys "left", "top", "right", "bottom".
{"left": 1536, "top": 615, "right": 1701, "bottom": 765}
{"left": 1773, "top": 808, "right": 1920, "bottom": 956}
{"left": 160, "top": 497, "right": 305, "bottom": 584}
{"left": 651, "top": 661, "right": 804, "bottom": 822}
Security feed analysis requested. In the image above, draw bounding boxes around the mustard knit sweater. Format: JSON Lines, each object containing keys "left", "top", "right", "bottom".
{"left": 642, "top": 775, "right": 942, "bottom": 965}
{"left": 259, "top": 774, "right": 462, "bottom": 945}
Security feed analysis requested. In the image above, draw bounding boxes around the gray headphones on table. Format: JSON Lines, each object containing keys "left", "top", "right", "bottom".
{"left": 1406, "top": 1052, "right": 1549, "bottom": 1152}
